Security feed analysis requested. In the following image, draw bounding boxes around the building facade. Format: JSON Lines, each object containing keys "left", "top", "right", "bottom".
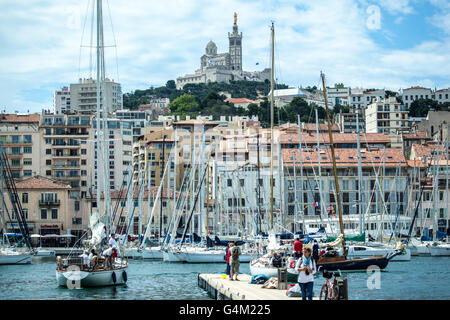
{"left": 0, "top": 113, "right": 42, "bottom": 179}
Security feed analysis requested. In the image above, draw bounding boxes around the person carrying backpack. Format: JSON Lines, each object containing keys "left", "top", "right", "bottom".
{"left": 312, "top": 240, "right": 320, "bottom": 264}
{"left": 230, "top": 241, "right": 241, "bottom": 281}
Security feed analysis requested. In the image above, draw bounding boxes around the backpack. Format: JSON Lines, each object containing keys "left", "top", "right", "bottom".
{"left": 231, "top": 246, "right": 239, "bottom": 260}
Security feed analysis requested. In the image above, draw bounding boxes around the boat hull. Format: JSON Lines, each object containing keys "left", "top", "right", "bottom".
{"left": 162, "top": 250, "right": 186, "bottom": 262}
{"left": 56, "top": 267, "right": 128, "bottom": 287}
{"left": 317, "top": 256, "right": 390, "bottom": 272}
{"left": 141, "top": 248, "right": 163, "bottom": 260}
{"left": 345, "top": 246, "right": 411, "bottom": 261}
{"left": 183, "top": 252, "right": 252, "bottom": 263}
{"left": 428, "top": 245, "right": 450, "bottom": 256}
{"left": 0, "top": 253, "right": 32, "bottom": 265}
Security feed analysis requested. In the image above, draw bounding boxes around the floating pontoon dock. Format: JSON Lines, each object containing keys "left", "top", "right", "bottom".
{"left": 198, "top": 273, "right": 320, "bottom": 300}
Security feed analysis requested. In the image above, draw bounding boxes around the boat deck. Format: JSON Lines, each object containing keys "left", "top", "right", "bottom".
{"left": 197, "top": 273, "right": 318, "bottom": 300}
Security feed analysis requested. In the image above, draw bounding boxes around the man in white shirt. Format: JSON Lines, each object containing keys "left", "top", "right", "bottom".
{"left": 108, "top": 234, "right": 119, "bottom": 266}
{"left": 295, "top": 247, "right": 317, "bottom": 300}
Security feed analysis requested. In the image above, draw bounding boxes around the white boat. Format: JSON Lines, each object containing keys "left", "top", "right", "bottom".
{"left": 182, "top": 249, "right": 252, "bottom": 263}
{"left": 410, "top": 238, "right": 432, "bottom": 256}
{"left": 428, "top": 243, "right": 450, "bottom": 256}
{"left": 35, "top": 248, "right": 56, "bottom": 257}
{"left": 123, "top": 247, "right": 142, "bottom": 259}
{"left": 0, "top": 249, "right": 33, "bottom": 265}
{"left": 162, "top": 249, "right": 186, "bottom": 262}
{"left": 342, "top": 245, "right": 411, "bottom": 261}
{"left": 141, "top": 246, "right": 163, "bottom": 260}
{"left": 56, "top": 259, "right": 128, "bottom": 287}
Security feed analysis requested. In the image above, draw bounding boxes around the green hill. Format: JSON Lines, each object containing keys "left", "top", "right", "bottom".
{"left": 123, "top": 80, "right": 289, "bottom": 110}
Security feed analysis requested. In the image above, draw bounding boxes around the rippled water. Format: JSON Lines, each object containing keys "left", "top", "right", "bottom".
{"left": 0, "top": 256, "right": 448, "bottom": 300}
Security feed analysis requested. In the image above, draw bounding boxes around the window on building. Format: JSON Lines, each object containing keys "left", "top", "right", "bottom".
{"left": 51, "top": 209, "right": 58, "bottom": 219}
{"left": 40, "top": 209, "right": 47, "bottom": 220}
{"left": 75, "top": 201, "right": 80, "bottom": 211}
{"left": 22, "top": 193, "right": 28, "bottom": 204}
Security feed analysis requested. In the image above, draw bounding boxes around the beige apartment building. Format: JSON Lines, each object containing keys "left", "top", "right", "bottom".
{"left": 0, "top": 113, "right": 43, "bottom": 179}
{"left": 40, "top": 112, "right": 94, "bottom": 200}
{"left": 1, "top": 176, "right": 88, "bottom": 243}
{"left": 365, "top": 97, "right": 409, "bottom": 147}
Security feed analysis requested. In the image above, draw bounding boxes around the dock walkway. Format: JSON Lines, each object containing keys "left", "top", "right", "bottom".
{"left": 198, "top": 273, "right": 319, "bottom": 300}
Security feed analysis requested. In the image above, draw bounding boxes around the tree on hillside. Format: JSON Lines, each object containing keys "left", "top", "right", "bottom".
{"left": 166, "top": 80, "right": 176, "bottom": 89}
{"left": 169, "top": 94, "right": 199, "bottom": 117}
{"left": 409, "top": 98, "right": 438, "bottom": 117}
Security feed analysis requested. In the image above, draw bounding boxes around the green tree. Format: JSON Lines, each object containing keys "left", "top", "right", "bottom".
{"left": 409, "top": 98, "right": 437, "bottom": 117}
{"left": 166, "top": 80, "right": 176, "bottom": 89}
{"left": 169, "top": 94, "right": 199, "bottom": 115}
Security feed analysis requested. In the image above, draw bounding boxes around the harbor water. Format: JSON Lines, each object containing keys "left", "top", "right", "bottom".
{"left": 0, "top": 256, "right": 449, "bottom": 300}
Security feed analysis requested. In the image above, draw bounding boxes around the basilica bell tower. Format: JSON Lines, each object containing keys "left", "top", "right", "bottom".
{"left": 228, "top": 12, "right": 242, "bottom": 72}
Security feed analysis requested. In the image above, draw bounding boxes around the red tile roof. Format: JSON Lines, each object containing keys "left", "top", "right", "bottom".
{"left": 411, "top": 142, "right": 447, "bottom": 159}
{"left": 15, "top": 176, "right": 71, "bottom": 190}
{"left": 225, "top": 98, "right": 257, "bottom": 104}
{"left": 402, "top": 131, "right": 430, "bottom": 140}
{"left": 282, "top": 148, "right": 407, "bottom": 168}
{"left": 280, "top": 132, "right": 391, "bottom": 145}
{"left": 0, "top": 113, "right": 40, "bottom": 123}
{"left": 302, "top": 123, "right": 340, "bottom": 132}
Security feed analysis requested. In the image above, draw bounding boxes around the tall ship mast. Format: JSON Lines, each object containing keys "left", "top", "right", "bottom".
{"left": 55, "top": 0, "right": 128, "bottom": 287}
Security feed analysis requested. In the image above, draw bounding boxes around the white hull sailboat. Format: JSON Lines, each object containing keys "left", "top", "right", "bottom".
{"left": 162, "top": 249, "right": 186, "bottom": 262}
{"left": 428, "top": 243, "right": 450, "bottom": 256}
{"left": 0, "top": 249, "right": 32, "bottom": 265}
{"left": 56, "top": 260, "right": 128, "bottom": 287}
{"left": 141, "top": 247, "right": 163, "bottom": 259}
{"left": 341, "top": 245, "right": 411, "bottom": 261}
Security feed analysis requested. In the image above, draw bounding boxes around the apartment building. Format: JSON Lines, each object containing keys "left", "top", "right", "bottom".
{"left": 334, "top": 111, "right": 365, "bottom": 133}
{"left": 40, "top": 112, "right": 93, "bottom": 200}
{"left": 1, "top": 176, "right": 88, "bottom": 243}
{"left": 326, "top": 86, "right": 350, "bottom": 107}
{"left": 53, "top": 86, "right": 71, "bottom": 114}
{"left": 92, "top": 118, "right": 133, "bottom": 193}
{"left": 70, "top": 78, "right": 122, "bottom": 113}
{"left": 435, "top": 88, "right": 450, "bottom": 104}
{"left": 349, "top": 89, "right": 386, "bottom": 109}
{"left": 365, "top": 97, "right": 409, "bottom": 136}
{"left": 401, "top": 86, "right": 434, "bottom": 108}
{"left": 0, "top": 113, "right": 42, "bottom": 179}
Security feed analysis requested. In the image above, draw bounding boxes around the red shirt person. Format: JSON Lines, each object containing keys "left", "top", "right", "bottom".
{"left": 293, "top": 238, "right": 303, "bottom": 258}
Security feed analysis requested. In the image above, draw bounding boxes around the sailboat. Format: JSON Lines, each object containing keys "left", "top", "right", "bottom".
{"left": 0, "top": 146, "right": 34, "bottom": 265}
{"left": 287, "top": 72, "right": 403, "bottom": 273}
{"left": 56, "top": 0, "right": 128, "bottom": 287}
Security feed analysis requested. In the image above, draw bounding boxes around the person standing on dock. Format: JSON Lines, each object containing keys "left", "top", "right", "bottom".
{"left": 295, "top": 247, "right": 317, "bottom": 300}
{"left": 225, "top": 243, "right": 233, "bottom": 278}
{"left": 312, "top": 240, "right": 320, "bottom": 264}
{"left": 230, "top": 241, "right": 241, "bottom": 281}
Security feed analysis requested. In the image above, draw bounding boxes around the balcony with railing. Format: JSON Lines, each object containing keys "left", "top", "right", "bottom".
{"left": 39, "top": 199, "right": 60, "bottom": 206}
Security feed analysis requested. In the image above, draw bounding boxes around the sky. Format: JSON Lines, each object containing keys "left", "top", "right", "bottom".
{"left": 0, "top": 0, "right": 449, "bottom": 113}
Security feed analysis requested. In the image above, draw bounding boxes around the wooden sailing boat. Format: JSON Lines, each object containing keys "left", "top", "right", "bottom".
{"left": 312, "top": 72, "right": 402, "bottom": 271}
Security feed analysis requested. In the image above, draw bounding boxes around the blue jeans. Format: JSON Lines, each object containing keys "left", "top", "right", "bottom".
{"left": 226, "top": 263, "right": 231, "bottom": 277}
{"left": 299, "top": 281, "right": 314, "bottom": 300}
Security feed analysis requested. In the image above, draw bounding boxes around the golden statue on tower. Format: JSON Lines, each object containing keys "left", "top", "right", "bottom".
{"left": 234, "top": 12, "right": 237, "bottom": 24}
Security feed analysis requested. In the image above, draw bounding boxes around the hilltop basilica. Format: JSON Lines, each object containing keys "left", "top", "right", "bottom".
{"left": 176, "top": 13, "right": 271, "bottom": 89}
